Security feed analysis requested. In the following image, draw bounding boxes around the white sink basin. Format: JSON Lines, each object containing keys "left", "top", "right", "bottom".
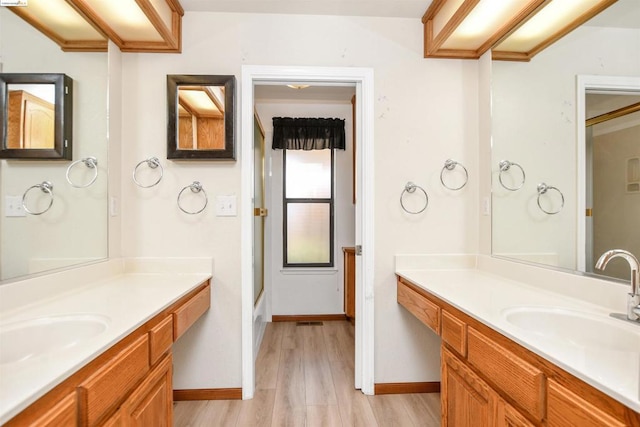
{"left": 0, "top": 314, "right": 110, "bottom": 365}
{"left": 502, "top": 306, "right": 640, "bottom": 353}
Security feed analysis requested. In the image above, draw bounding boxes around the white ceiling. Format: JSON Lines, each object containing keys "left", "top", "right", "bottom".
{"left": 181, "top": 0, "right": 640, "bottom": 29}
{"left": 254, "top": 84, "right": 355, "bottom": 102}
{"left": 180, "top": 0, "right": 432, "bottom": 18}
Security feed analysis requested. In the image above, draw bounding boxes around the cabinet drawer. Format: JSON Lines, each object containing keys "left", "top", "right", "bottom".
{"left": 397, "top": 279, "right": 440, "bottom": 335}
{"left": 547, "top": 380, "right": 625, "bottom": 427}
{"left": 467, "top": 328, "right": 544, "bottom": 422}
{"left": 441, "top": 310, "right": 467, "bottom": 356}
{"left": 173, "top": 284, "right": 211, "bottom": 340}
{"left": 79, "top": 335, "right": 150, "bottom": 426}
{"left": 149, "top": 316, "right": 173, "bottom": 366}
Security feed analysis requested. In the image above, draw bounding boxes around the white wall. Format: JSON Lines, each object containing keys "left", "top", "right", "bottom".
{"left": 120, "top": 11, "right": 479, "bottom": 388}
{"left": 255, "top": 100, "right": 355, "bottom": 316}
{"left": 492, "top": 26, "right": 640, "bottom": 270}
{"left": 0, "top": 9, "right": 108, "bottom": 281}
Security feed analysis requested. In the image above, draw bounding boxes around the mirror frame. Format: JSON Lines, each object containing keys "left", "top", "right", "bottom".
{"left": 167, "top": 74, "right": 236, "bottom": 160}
{"left": 0, "top": 73, "right": 73, "bottom": 160}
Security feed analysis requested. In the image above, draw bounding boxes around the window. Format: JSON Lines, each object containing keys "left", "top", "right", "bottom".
{"left": 283, "top": 148, "right": 334, "bottom": 267}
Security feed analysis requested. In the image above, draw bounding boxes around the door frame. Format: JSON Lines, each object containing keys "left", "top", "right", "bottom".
{"left": 240, "top": 65, "right": 375, "bottom": 398}
{"left": 576, "top": 74, "right": 640, "bottom": 271}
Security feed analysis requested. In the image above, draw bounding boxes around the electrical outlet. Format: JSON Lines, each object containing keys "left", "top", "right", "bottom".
{"left": 5, "top": 196, "right": 26, "bottom": 217}
{"left": 216, "top": 195, "right": 237, "bottom": 217}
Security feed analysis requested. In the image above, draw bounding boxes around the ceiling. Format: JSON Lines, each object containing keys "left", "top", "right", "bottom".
{"left": 180, "top": 0, "right": 432, "bottom": 18}
{"left": 180, "top": 0, "right": 640, "bottom": 29}
{"left": 254, "top": 84, "right": 355, "bottom": 102}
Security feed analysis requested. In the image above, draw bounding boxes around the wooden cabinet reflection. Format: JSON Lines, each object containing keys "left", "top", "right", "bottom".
{"left": 8, "top": 90, "right": 54, "bottom": 149}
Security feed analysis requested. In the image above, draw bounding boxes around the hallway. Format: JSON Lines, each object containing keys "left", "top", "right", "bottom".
{"left": 174, "top": 321, "right": 440, "bottom": 426}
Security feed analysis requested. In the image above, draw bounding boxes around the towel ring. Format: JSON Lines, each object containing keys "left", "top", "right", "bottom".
{"left": 400, "top": 182, "right": 428, "bottom": 214}
{"left": 440, "top": 159, "right": 468, "bottom": 190}
{"left": 537, "top": 183, "right": 564, "bottom": 215}
{"left": 66, "top": 157, "right": 98, "bottom": 188}
{"left": 133, "top": 157, "right": 163, "bottom": 188}
{"left": 498, "top": 160, "right": 526, "bottom": 191}
{"left": 177, "top": 181, "right": 208, "bottom": 215}
{"left": 22, "top": 181, "right": 54, "bottom": 215}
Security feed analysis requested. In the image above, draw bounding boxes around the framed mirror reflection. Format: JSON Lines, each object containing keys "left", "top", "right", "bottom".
{"left": 0, "top": 73, "right": 73, "bottom": 160}
{"left": 167, "top": 74, "right": 236, "bottom": 160}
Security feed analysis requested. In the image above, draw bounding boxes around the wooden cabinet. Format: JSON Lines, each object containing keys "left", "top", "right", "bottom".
{"left": 7, "top": 90, "right": 55, "bottom": 149}
{"left": 343, "top": 247, "right": 356, "bottom": 322}
{"left": 121, "top": 355, "right": 173, "bottom": 427}
{"left": 396, "top": 275, "right": 640, "bottom": 426}
{"left": 442, "top": 347, "right": 496, "bottom": 427}
{"left": 5, "top": 280, "right": 210, "bottom": 427}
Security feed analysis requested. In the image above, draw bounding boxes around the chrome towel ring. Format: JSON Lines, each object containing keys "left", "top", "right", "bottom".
{"left": 22, "top": 181, "right": 54, "bottom": 215}
{"left": 133, "top": 157, "right": 163, "bottom": 188}
{"left": 498, "top": 160, "right": 526, "bottom": 191}
{"left": 177, "top": 181, "right": 208, "bottom": 215}
{"left": 537, "top": 183, "right": 564, "bottom": 215}
{"left": 400, "top": 182, "right": 428, "bottom": 214}
{"left": 66, "top": 157, "right": 98, "bottom": 188}
{"left": 440, "top": 159, "right": 468, "bottom": 190}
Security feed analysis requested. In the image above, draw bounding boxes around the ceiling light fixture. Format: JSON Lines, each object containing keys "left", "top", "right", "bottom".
{"left": 287, "top": 84, "right": 311, "bottom": 90}
{"left": 422, "top": 0, "right": 617, "bottom": 61}
{"left": 6, "top": 0, "right": 184, "bottom": 52}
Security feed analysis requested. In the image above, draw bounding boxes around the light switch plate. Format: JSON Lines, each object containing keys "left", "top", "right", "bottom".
{"left": 216, "top": 195, "right": 237, "bottom": 217}
{"left": 5, "top": 196, "right": 26, "bottom": 217}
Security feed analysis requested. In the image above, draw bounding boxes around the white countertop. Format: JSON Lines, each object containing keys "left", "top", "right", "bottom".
{"left": 0, "top": 271, "right": 210, "bottom": 424}
{"left": 396, "top": 267, "right": 640, "bottom": 412}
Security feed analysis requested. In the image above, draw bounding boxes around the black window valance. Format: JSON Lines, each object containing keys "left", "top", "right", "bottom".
{"left": 272, "top": 117, "right": 345, "bottom": 150}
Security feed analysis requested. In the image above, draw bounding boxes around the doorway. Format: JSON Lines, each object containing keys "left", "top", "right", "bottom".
{"left": 240, "top": 66, "right": 375, "bottom": 399}
{"left": 577, "top": 75, "right": 640, "bottom": 273}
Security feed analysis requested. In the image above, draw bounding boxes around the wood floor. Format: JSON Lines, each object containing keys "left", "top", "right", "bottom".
{"left": 174, "top": 321, "right": 441, "bottom": 426}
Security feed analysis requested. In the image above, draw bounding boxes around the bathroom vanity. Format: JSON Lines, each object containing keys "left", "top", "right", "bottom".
{"left": 396, "top": 265, "right": 640, "bottom": 426}
{"left": 0, "top": 267, "right": 211, "bottom": 426}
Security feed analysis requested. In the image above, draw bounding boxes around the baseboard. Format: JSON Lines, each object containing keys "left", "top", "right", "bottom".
{"left": 374, "top": 382, "right": 441, "bottom": 395}
{"left": 173, "top": 388, "right": 243, "bottom": 400}
{"left": 272, "top": 314, "right": 347, "bottom": 322}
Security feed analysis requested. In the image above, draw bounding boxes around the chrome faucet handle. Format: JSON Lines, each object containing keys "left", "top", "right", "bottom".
{"left": 596, "top": 249, "right": 640, "bottom": 322}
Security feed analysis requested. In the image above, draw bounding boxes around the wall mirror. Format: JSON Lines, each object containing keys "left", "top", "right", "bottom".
{"left": 0, "top": 7, "right": 108, "bottom": 283}
{"left": 167, "top": 74, "right": 236, "bottom": 160}
{"left": 0, "top": 73, "right": 73, "bottom": 160}
{"left": 491, "top": 0, "right": 640, "bottom": 282}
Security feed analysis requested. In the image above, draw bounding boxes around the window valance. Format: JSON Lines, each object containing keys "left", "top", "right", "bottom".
{"left": 272, "top": 117, "right": 345, "bottom": 150}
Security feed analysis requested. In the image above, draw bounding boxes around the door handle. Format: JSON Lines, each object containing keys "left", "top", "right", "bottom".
{"left": 254, "top": 208, "right": 268, "bottom": 217}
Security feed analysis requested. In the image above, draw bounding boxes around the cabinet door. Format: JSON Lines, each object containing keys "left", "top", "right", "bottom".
{"left": 122, "top": 355, "right": 173, "bottom": 427}
{"left": 497, "top": 399, "right": 535, "bottom": 427}
{"left": 442, "top": 348, "right": 496, "bottom": 427}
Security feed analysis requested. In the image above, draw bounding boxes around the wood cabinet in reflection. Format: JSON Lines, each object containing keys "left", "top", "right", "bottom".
{"left": 7, "top": 90, "right": 55, "bottom": 149}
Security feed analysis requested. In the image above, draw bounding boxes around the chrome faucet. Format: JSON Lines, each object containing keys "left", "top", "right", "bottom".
{"left": 595, "top": 249, "right": 640, "bottom": 321}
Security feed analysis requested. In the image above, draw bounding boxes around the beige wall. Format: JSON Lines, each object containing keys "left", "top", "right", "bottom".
{"left": 120, "top": 11, "right": 480, "bottom": 388}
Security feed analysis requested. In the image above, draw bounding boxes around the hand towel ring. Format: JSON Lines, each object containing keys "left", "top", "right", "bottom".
{"left": 22, "top": 181, "right": 54, "bottom": 215}
{"left": 400, "top": 182, "right": 428, "bottom": 214}
{"left": 177, "top": 181, "right": 208, "bottom": 215}
{"left": 133, "top": 157, "right": 163, "bottom": 188}
{"left": 66, "top": 157, "right": 98, "bottom": 188}
{"left": 537, "top": 183, "right": 564, "bottom": 215}
{"left": 440, "top": 159, "right": 468, "bottom": 190}
{"left": 498, "top": 160, "right": 526, "bottom": 191}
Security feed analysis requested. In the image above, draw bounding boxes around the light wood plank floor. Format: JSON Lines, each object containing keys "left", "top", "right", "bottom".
{"left": 174, "top": 321, "right": 441, "bottom": 426}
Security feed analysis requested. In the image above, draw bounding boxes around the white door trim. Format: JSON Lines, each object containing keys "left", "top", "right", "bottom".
{"left": 576, "top": 74, "right": 640, "bottom": 271}
{"left": 240, "top": 65, "right": 375, "bottom": 399}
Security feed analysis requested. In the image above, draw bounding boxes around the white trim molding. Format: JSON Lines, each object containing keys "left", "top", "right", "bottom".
{"left": 241, "top": 65, "right": 375, "bottom": 398}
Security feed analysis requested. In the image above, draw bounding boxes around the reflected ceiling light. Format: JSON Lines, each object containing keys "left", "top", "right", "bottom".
{"left": 422, "top": 0, "right": 617, "bottom": 61}
{"left": 493, "top": 0, "right": 617, "bottom": 61}
{"left": 5, "top": 0, "right": 183, "bottom": 52}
